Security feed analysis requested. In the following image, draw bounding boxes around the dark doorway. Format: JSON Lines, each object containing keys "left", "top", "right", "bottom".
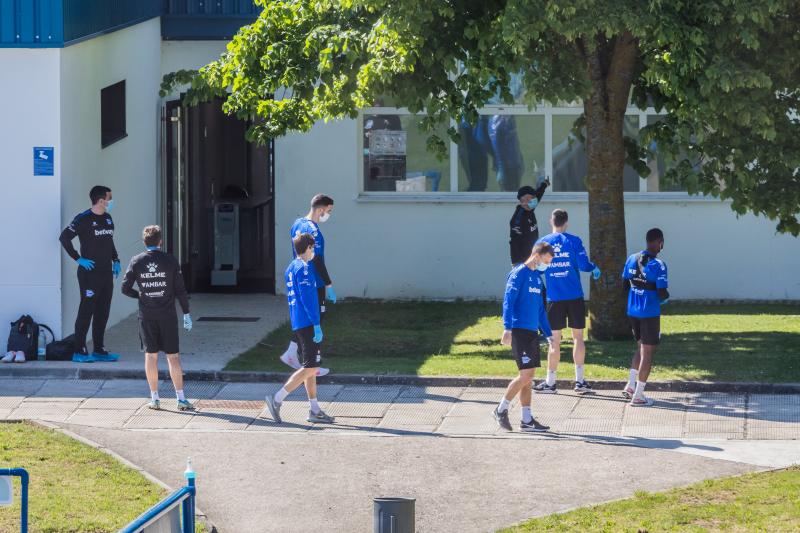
{"left": 163, "top": 98, "right": 275, "bottom": 293}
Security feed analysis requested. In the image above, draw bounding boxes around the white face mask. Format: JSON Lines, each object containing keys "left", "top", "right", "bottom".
{"left": 319, "top": 212, "right": 331, "bottom": 223}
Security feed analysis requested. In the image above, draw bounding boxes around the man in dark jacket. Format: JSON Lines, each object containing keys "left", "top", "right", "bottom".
{"left": 122, "top": 225, "right": 194, "bottom": 411}
{"left": 59, "top": 185, "right": 121, "bottom": 362}
{"left": 509, "top": 177, "right": 550, "bottom": 265}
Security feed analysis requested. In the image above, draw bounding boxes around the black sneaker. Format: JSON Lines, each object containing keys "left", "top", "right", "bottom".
{"left": 520, "top": 418, "right": 550, "bottom": 432}
{"left": 533, "top": 382, "right": 557, "bottom": 394}
{"left": 574, "top": 380, "right": 594, "bottom": 394}
{"left": 493, "top": 407, "right": 513, "bottom": 431}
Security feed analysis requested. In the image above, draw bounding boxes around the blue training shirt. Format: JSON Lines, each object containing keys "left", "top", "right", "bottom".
{"left": 621, "top": 251, "right": 668, "bottom": 318}
{"left": 538, "top": 232, "right": 596, "bottom": 302}
{"left": 502, "top": 264, "right": 553, "bottom": 336}
{"left": 285, "top": 258, "right": 321, "bottom": 330}
{"left": 290, "top": 217, "right": 326, "bottom": 286}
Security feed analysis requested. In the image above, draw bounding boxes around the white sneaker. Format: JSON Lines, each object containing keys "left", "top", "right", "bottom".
{"left": 316, "top": 367, "right": 330, "bottom": 377}
{"left": 622, "top": 386, "right": 635, "bottom": 399}
{"left": 629, "top": 395, "right": 654, "bottom": 407}
{"left": 13, "top": 351, "right": 26, "bottom": 363}
{"left": 1, "top": 352, "right": 14, "bottom": 363}
{"left": 279, "top": 352, "right": 301, "bottom": 369}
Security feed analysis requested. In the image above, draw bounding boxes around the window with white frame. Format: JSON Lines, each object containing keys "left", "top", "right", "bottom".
{"left": 359, "top": 104, "right": 686, "bottom": 195}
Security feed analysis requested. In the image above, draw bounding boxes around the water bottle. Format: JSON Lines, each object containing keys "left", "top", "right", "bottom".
{"left": 37, "top": 330, "right": 47, "bottom": 361}
{"left": 184, "top": 457, "right": 195, "bottom": 481}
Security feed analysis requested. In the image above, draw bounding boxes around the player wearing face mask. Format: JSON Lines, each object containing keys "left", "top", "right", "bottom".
{"left": 280, "top": 194, "right": 336, "bottom": 375}
{"left": 493, "top": 242, "right": 555, "bottom": 433}
{"left": 509, "top": 178, "right": 550, "bottom": 265}
{"left": 59, "top": 185, "right": 121, "bottom": 363}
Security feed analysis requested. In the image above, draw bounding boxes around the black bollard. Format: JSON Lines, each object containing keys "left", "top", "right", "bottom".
{"left": 373, "top": 497, "right": 415, "bottom": 533}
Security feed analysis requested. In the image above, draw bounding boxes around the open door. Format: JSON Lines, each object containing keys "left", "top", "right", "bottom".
{"left": 162, "top": 98, "right": 276, "bottom": 293}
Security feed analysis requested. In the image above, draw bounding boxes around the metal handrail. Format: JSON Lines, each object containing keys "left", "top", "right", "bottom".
{"left": 119, "top": 477, "right": 196, "bottom": 533}
{"left": 0, "top": 468, "right": 29, "bottom": 533}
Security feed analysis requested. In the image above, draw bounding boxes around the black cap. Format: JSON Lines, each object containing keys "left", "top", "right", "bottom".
{"left": 517, "top": 186, "right": 536, "bottom": 199}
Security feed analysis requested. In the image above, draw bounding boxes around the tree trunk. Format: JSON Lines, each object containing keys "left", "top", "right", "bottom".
{"left": 581, "top": 33, "right": 639, "bottom": 340}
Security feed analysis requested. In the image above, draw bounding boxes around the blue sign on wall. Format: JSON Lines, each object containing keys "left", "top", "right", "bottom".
{"left": 34, "top": 147, "right": 54, "bottom": 176}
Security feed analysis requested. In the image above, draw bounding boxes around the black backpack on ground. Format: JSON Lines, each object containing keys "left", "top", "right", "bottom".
{"left": 7, "top": 315, "right": 44, "bottom": 358}
{"left": 46, "top": 334, "right": 76, "bottom": 361}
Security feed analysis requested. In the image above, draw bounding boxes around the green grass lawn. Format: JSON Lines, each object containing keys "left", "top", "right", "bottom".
{"left": 0, "top": 422, "right": 203, "bottom": 533}
{"left": 225, "top": 301, "right": 800, "bottom": 382}
{"left": 500, "top": 466, "right": 800, "bottom": 532}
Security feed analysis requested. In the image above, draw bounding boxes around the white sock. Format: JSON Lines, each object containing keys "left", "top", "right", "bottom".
{"left": 546, "top": 370, "right": 557, "bottom": 387}
{"left": 150, "top": 391, "right": 159, "bottom": 401}
{"left": 309, "top": 398, "right": 320, "bottom": 414}
{"left": 521, "top": 407, "right": 532, "bottom": 423}
{"left": 275, "top": 387, "right": 289, "bottom": 403}
{"left": 498, "top": 398, "right": 510, "bottom": 413}
{"left": 634, "top": 380, "right": 647, "bottom": 398}
{"left": 575, "top": 365, "right": 584, "bottom": 383}
{"left": 627, "top": 369, "right": 638, "bottom": 389}
{"left": 176, "top": 390, "right": 186, "bottom": 401}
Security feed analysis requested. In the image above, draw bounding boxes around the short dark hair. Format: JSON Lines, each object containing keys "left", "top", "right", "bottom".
{"left": 552, "top": 209, "right": 568, "bottom": 227}
{"left": 646, "top": 228, "right": 664, "bottom": 243}
{"left": 90, "top": 185, "right": 111, "bottom": 205}
{"left": 142, "top": 225, "right": 162, "bottom": 247}
{"left": 517, "top": 186, "right": 535, "bottom": 199}
{"left": 293, "top": 233, "right": 315, "bottom": 255}
{"left": 531, "top": 241, "right": 554, "bottom": 260}
{"left": 311, "top": 194, "right": 334, "bottom": 208}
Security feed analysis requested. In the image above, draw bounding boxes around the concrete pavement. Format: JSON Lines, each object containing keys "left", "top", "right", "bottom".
{"left": 2, "top": 377, "right": 799, "bottom": 532}
{"left": 0, "top": 294, "right": 285, "bottom": 374}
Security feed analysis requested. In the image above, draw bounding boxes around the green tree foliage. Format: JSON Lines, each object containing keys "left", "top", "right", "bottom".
{"left": 163, "top": 0, "right": 800, "bottom": 337}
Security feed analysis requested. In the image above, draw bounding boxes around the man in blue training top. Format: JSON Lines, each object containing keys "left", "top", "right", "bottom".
{"left": 493, "top": 242, "right": 555, "bottom": 433}
{"left": 266, "top": 233, "right": 335, "bottom": 425}
{"left": 621, "top": 228, "right": 669, "bottom": 407}
{"left": 280, "top": 194, "right": 336, "bottom": 376}
{"left": 534, "top": 209, "right": 602, "bottom": 395}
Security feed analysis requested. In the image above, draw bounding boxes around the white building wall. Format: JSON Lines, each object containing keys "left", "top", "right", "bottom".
{"left": 59, "top": 18, "right": 163, "bottom": 337}
{"left": 0, "top": 49, "right": 63, "bottom": 336}
{"left": 275, "top": 118, "right": 800, "bottom": 301}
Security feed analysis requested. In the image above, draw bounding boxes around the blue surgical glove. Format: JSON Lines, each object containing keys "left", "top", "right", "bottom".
{"left": 660, "top": 298, "right": 670, "bottom": 306}
{"left": 313, "top": 325, "right": 323, "bottom": 343}
{"left": 326, "top": 286, "right": 337, "bottom": 304}
{"left": 592, "top": 266, "right": 602, "bottom": 280}
{"left": 76, "top": 257, "right": 95, "bottom": 271}
{"left": 112, "top": 260, "right": 121, "bottom": 279}
{"left": 183, "top": 314, "right": 193, "bottom": 331}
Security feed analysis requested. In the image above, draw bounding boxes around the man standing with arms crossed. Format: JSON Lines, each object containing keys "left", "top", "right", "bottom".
{"left": 121, "top": 226, "right": 194, "bottom": 411}
{"left": 266, "top": 233, "right": 335, "bottom": 425}
{"left": 59, "top": 185, "right": 122, "bottom": 363}
{"left": 493, "top": 242, "right": 555, "bottom": 433}
{"left": 621, "top": 228, "right": 669, "bottom": 407}
{"left": 279, "top": 194, "right": 335, "bottom": 376}
{"left": 534, "top": 209, "right": 601, "bottom": 394}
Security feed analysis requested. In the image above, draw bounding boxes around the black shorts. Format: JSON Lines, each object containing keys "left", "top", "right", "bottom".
{"left": 317, "top": 287, "right": 327, "bottom": 319}
{"left": 139, "top": 316, "right": 180, "bottom": 354}
{"left": 547, "top": 298, "right": 586, "bottom": 330}
{"left": 630, "top": 316, "right": 661, "bottom": 346}
{"left": 293, "top": 326, "right": 321, "bottom": 368}
{"left": 511, "top": 329, "right": 541, "bottom": 370}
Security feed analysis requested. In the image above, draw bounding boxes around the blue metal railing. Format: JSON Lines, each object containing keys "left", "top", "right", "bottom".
{"left": 120, "top": 463, "right": 196, "bottom": 533}
{"left": 0, "top": 468, "right": 29, "bottom": 533}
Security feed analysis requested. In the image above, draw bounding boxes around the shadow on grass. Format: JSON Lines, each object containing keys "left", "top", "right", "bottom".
{"left": 226, "top": 300, "right": 800, "bottom": 383}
